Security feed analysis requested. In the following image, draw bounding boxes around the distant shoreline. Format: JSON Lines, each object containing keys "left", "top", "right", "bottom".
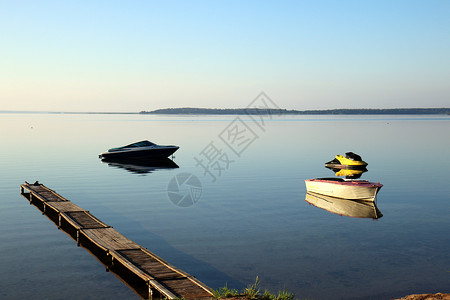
{"left": 140, "top": 107, "right": 450, "bottom": 115}
{"left": 1, "top": 107, "right": 449, "bottom": 115}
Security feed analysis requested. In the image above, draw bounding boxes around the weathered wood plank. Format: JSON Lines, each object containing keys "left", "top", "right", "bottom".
{"left": 160, "top": 277, "right": 214, "bottom": 299}
{"left": 81, "top": 228, "right": 140, "bottom": 251}
{"left": 22, "top": 188, "right": 49, "bottom": 203}
{"left": 108, "top": 249, "right": 154, "bottom": 280}
{"left": 21, "top": 184, "right": 46, "bottom": 193}
{"left": 140, "top": 247, "right": 194, "bottom": 278}
{"left": 61, "top": 211, "right": 110, "bottom": 230}
{"left": 44, "top": 201, "right": 85, "bottom": 213}
{"left": 140, "top": 246, "right": 215, "bottom": 293}
{"left": 21, "top": 184, "right": 69, "bottom": 202}
{"left": 148, "top": 279, "right": 179, "bottom": 300}
{"left": 109, "top": 250, "right": 178, "bottom": 299}
{"left": 118, "top": 249, "right": 185, "bottom": 280}
{"left": 182, "top": 274, "right": 215, "bottom": 295}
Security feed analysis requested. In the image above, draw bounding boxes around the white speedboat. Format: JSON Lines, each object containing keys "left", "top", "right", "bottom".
{"left": 305, "top": 177, "right": 382, "bottom": 201}
{"left": 99, "top": 140, "right": 179, "bottom": 159}
{"left": 305, "top": 192, "right": 383, "bottom": 219}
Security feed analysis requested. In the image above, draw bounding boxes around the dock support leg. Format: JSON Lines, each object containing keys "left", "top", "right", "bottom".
{"left": 76, "top": 230, "right": 80, "bottom": 246}
{"left": 106, "top": 252, "right": 113, "bottom": 267}
{"left": 58, "top": 214, "right": 62, "bottom": 229}
{"left": 147, "top": 282, "right": 153, "bottom": 300}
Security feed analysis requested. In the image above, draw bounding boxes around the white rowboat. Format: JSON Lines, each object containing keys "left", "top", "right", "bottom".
{"left": 305, "top": 178, "right": 382, "bottom": 201}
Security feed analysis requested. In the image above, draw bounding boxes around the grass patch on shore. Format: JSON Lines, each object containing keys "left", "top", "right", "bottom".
{"left": 213, "top": 277, "right": 296, "bottom": 300}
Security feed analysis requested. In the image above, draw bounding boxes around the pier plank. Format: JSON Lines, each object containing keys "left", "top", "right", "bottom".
{"left": 82, "top": 228, "right": 140, "bottom": 251}
{"left": 109, "top": 250, "right": 179, "bottom": 299}
{"left": 61, "top": 211, "right": 110, "bottom": 229}
{"left": 160, "top": 277, "right": 214, "bottom": 299}
{"left": 118, "top": 249, "right": 185, "bottom": 280}
{"left": 22, "top": 184, "right": 69, "bottom": 202}
{"left": 45, "top": 201, "right": 85, "bottom": 213}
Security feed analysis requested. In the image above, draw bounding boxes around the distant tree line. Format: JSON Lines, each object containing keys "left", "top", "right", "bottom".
{"left": 140, "top": 107, "right": 450, "bottom": 115}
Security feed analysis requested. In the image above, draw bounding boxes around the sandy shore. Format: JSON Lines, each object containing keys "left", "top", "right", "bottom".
{"left": 394, "top": 293, "right": 450, "bottom": 300}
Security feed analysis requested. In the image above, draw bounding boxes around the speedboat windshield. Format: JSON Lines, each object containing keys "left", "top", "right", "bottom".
{"left": 124, "top": 141, "right": 156, "bottom": 148}
{"left": 345, "top": 152, "right": 362, "bottom": 161}
{"left": 109, "top": 140, "right": 156, "bottom": 151}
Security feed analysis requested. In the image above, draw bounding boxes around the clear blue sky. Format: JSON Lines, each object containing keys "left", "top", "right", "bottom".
{"left": 1, "top": 0, "right": 449, "bottom": 111}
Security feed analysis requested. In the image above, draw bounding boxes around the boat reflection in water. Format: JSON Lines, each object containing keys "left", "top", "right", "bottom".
{"left": 325, "top": 152, "right": 368, "bottom": 169}
{"left": 305, "top": 192, "right": 383, "bottom": 219}
{"left": 325, "top": 166, "right": 367, "bottom": 179}
{"left": 101, "top": 157, "right": 179, "bottom": 174}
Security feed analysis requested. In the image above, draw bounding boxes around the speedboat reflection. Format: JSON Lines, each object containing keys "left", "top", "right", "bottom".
{"left": 325, "top": 166, "right": 368, "bottom": 179}
{"left": 305, "top": 192, "right": 383, "bottom": 219}
{"left": 101, "top": 157, "right": 179, "bottom": 174}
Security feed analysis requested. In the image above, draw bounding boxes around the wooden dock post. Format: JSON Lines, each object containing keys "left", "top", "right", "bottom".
{"left": 20, "top": 182, "right": 214, "bottom": 300}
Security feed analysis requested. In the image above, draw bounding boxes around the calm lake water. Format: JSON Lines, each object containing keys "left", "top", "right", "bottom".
{"left": 0, "top": 113, "right": 449, "bottom": 300}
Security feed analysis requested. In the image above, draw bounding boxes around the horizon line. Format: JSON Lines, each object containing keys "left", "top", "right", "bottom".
{"left": 1, "top": 107, "right": 449, "bottom": 115}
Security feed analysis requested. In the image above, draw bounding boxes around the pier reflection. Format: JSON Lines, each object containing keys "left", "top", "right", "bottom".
{"left": 101, "top": 157, "right": 179, "bottom": 174}
{"left": 305, "top": 192, "right": 383, "bottom": 219}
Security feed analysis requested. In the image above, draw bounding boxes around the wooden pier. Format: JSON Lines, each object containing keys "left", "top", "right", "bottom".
{"left": 20, "top": 182, "right": 214, "bottom": 300}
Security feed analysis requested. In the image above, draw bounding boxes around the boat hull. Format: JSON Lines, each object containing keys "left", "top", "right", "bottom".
{"left": 99, "top": 147, "right": 179, "bottom": 159}
{"left": 305, "top": 178, "right": 382, "bottom": 201}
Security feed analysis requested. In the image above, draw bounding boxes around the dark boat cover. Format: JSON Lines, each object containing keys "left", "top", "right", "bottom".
{"left": 345, "top": 152, "right": 362, "bottom": 161}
